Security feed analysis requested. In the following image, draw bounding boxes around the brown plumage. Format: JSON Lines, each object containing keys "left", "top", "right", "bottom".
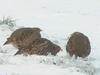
{"left": 66, "top": 32, "right": 91, "bottom": 59}
{"left": 51, "top": 44, "right": 62, "bottom": 55}
{"left": 14, "top": 38, "right": 62, "bottom": 56}
{"left": 3, "top": 27, "right": 42, "bottom": 48}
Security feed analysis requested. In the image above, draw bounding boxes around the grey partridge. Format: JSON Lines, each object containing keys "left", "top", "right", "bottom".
{"left": 3, "top": 27, "right": 42, "bottom": 48}
{"left": 66, "top": 32, "right": 91, "bottom": 59}
{"left": 14, "top": 38, "right": 62, "bottom": 56}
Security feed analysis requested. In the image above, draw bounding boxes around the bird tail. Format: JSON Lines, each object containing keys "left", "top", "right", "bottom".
{"left": 3, "top": 40, "right": 9, "bottom": 45}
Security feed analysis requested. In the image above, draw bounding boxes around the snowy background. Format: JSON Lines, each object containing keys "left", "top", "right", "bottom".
{"left": 0, "top": 0, "right": 100, "bottom": 75}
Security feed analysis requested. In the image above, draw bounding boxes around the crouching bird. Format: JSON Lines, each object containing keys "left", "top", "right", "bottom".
{"left": 66, "top": 32, "right": 91, "bottom": 59}
{"left": 14, "top": 38, "right": 62, "bottom": 56}
{"left": 3, "top": 27, "right": 42, "bottom": 48}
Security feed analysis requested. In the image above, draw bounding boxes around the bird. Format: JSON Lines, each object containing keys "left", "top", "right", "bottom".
{"left": 66, "top": 32, "right": 91, "bottom": 59}
{"left": 14, "top": 38, "right": 62, "bottom": 56}
{"left": 3, "top": 27, "right": 42, "bottom": 49}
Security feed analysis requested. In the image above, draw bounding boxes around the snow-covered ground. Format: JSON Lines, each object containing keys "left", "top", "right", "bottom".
{"left": 0, "top": 0, "right": 100, "bottom": 75}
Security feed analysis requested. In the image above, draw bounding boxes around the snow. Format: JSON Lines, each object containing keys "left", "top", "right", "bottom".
{"left": 0, "top": 0, "right": 100, "bottom": 75}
